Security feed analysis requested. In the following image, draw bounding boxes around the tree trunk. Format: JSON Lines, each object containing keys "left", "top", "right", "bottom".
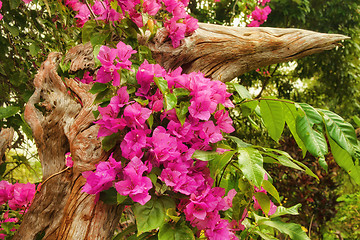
{"left": 14, "top": 24, "right": 347, "bottom": 239}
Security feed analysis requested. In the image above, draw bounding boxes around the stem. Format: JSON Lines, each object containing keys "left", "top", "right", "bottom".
{"left": 40, "top": 167, "right": 70, "bottom": 189}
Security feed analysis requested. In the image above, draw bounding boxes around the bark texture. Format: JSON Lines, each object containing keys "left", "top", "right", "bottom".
{"left": 0, "top": 128, "right": 14, "bottom": 164}
{"left": 15, "top": 49, "right": 122, "bottom": 240}
{"left": 15, "top": 24, "right": 348, "bottom": 239}
{"left": 140, "top": 23, "right": 349, "bottom": 82}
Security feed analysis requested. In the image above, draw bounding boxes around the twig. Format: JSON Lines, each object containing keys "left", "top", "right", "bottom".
{"left": 308, "top": 214, "right": 314, "bottom": 238}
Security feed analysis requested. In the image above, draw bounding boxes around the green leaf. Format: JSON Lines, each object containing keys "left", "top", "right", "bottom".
{"left": 233, "top": 83, "right": 252, "bottom": 99}
{"left": 82, "top": 21, "right": 98, "bottom": 43}
{"left": 154, "top": 77, "right": 169, "bottom": 94}
{"left": 254, "top": 230, "right": 278, "bottom": 240}
{"left": 232, "top": 192, "right": 249, "bottom": 221}
{"left": 259, "top": 220, "right": 310, "bottom": 240}
{"left": 240, "top": 101, "right": 259, "bottom": 117}
{"left": 292, "top": 159, "right": 319, "bottom": 181}
{"left": 352, "top": 116, "right": 360, "bottom": 128}
{"left": 237, "top": 147, "right": 266, "bottom": 188}
{"left": 112, "top": 224, "right": 137, "bottom": 240}
{"left": 117, "top": 194, "right": 128, "bottom": 205}
{"left": 254, "top": 192, "right": 271, "bottom": 215}
{"left": 296, "top": 115, "right": 328, "bottom": 157}
{"left": 227, "top": 136, "right": 251, "bottom": 148}
{"left": 320, "top": 109, "right": 358, "bottom": 155}
{"left": 260, "top": 99, "right": 285, "bottom": 142}
{"left": 262, "top": 180, "right": 281, "bottom": 204}
{"left": 89, "top": 82, "right": 108, "bottom": 94}
{"left": 158, "top": 222, "right": 195, "bottom": 240}
{"left": 192, "top": 150, "right": 219, "bottom": 161}
{"left": 175, "top": 102, "right": 189, "bottom": 126}
{"left": 90, "top": 31, "right": 110, "bottom": 47}
{"left": 9, "top": 0, "right": 21, "bottom": 9}
{"left": 270, "top": 204, "right": 301, "bottom": 218}
{"left": 173, "top": 88, "right": 190, "bottom": 97}
{"left": 133, "top": 198, "right": 166, "bottom": 234}
{"left": 164, "top": 93, "right": 177, "bottom": 111}
{"left": 99, "top": 187, "right": 117, "bottom": 205}
{"left": 29, "top": 43, "right": 40, "bottom": 56}
{"left": 0, "top": 106, "right": 20, "bottom": 119}
{"left": 166, "top": 208, "right": 181, "bottom": 222}
{"left": 102, "top": 132, "right": 121, "bottom": 152}
{"left": 283, "top": 102, "right": 307, "bottom": 154}
{"left": 298, "top": 103, "right": 323, "bottom": 125}
{"left": 208, "top": 150, "right": 235, "bottom": 178}
{"left": 318, "top": 156, "right": 328, "bottom": 172}
{"left": 328, "top": 137, "right": 360, "bottom": 185}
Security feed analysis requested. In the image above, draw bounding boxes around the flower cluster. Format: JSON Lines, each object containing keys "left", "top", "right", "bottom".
{"left": 0, "top": 211, "right": 18, "bottom": 240}
{"left": 81, "top": 41, "right": 243, "bottom": 239}
{"left": 0, "top": 181, "right": 35, "bottom": 211}
{"left": 247, "top": 1, "right": 272, "bottom": 27}
{"left": 65, "top": 0, "right": 198, "bottom": 48}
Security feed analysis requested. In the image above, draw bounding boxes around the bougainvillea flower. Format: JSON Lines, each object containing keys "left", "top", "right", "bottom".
{"left": 8, "top": 183, "right": 35, "bottom": 210}
{"left": 0, "top": 180, "right": 12, "bottom": 205}
{"left": 65, "top": 152, "right": 74, "bottom": 168}
{"left": 214, "top": 110, "right": 235, "bottom": 133}
{"left": 120, "top": 129, "right": 149, "bottom": 159}
{"left": 164, "top": 18, "right": 186, "bottom": 48}
{"left": 143, "top": 0, "right": 162, "bottom": 16}
{"left": 123, "top": 103, "right": 152, "bottom": 129}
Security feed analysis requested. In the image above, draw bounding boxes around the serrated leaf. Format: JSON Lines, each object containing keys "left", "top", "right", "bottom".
{"left": 328, "top": 137, "right": 360, "bottom": 185}
{"left": 262, "top": 180, "right": 280, "bottom": 204}
{"left": 270, "top": 204, "right": 301, "bottom": 218}
{"left": 320, "top": 109, "right": 357, "bottom": 155}
{"left": 296, "top": 115, "right": 328, "bottom": 157}
{"left": 192, "top": 150, "right": 219, "bottom": 161}
{"left": 158, "top": 222, "right": 194, "bottom": 240}
{"left": 260, "top": 100, "right": 285, "bottom": 142}
{"left": 237, "top": 148, "right": 266, "bottom": 188}
{"left": 0, "top": 106, "right": 20, "bottom": 119}
{"left": 260, "top": 220, "right": 310, "bottom": 240}
{"left": 133, "top": 198, "right": 166, "bottom": 234}
{"left": 254, "top": 192, "right": 271, "bottom": 215}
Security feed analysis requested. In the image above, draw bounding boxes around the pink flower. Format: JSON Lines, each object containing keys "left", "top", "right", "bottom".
{"left": 189, "top": 95, "right": 217, "bottom": 121}
{"left": 214, "top": 110, "right": 235, "bottom": 133}
{"left": 74, "top": 4, "right": 91, "bottom": 27}
{"left": 123, "top": 103, "right": 152, "bottom": 129}
{"left": 0, "top": 181, "right": 12, "bottom": 205}
{"left": 164, "top": 18, "right": 186, "bottom": 48}
{"left": 120, "top": 129, "right": 149, "bottom": 159}
{"left": 248, "top": 6, "right": 271, "bottom": 27}
{"left": 258, "top": 0, "right": 271, "bottom": 6}
{"left": 136, "top": 60, "right": 166, "bottom": 96}
{"left": 82, "top": 153, "right": 122, "bottom": 195}
{"left": 65, "top": 152, "right": 74, "bottom": 167}
{"left": 22, "top": 0, "right": 33, "bottom": 3}
{"left": 115, "top": 157, "right": 153, "bottom": 205}
{"left": 8, "top": 183, "right": 36, "bottom": 210}
{"left": 143, "top": 0, "right": 162, "bottom": 15}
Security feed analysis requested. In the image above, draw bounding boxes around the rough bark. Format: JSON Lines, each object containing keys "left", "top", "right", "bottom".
{"left": 15, "top": 50, "right": 122, "bottom": 240}
{"left": 140, "top": 23, "right": 349, "bottom": 82}
{"left": 15, "top": 23, "right": 348, "bottom": 239}
{"left": 0, "top": 128, "right": 14, "bottom": 164}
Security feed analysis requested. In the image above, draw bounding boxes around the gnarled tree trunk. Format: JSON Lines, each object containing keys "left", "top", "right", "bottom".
{"left": 14, "top": 24, "right": 348, "bottom": 239}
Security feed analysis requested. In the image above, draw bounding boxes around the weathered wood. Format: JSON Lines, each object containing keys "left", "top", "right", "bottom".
{"left": 15, "top": 23, "right": 349, "bottom": 239}
{"left": 140, "top": 23, "right": 349, "bottom": 82}
{"left": 0, "top": 128, "right": 14, "bottom": 164}
{"left": 15, "top": 52, "right": 122, "bottom": 240}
